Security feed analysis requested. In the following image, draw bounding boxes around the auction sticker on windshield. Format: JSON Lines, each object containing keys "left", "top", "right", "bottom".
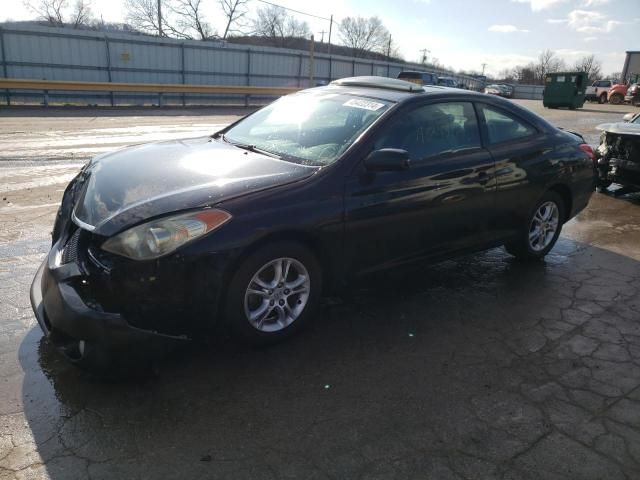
{"left": 343, "top": 98, "right": 386, "bottom": 111}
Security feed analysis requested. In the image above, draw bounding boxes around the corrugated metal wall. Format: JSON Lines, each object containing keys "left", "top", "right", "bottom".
{"left": 622, "top": 52, "right": 640, "bottom": 82}
{"left": 0, "top": 24, "right": 485, "bottom": 106}
{"left": 513, "top": 85, "right": 545, "bottom": 100}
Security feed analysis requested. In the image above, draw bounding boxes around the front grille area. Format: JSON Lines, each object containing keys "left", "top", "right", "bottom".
{"left": 61, "top": 228, "right": 82, "bottom": 264}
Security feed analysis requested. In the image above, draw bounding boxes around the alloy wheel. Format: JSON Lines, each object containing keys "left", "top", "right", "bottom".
{"left": 528, "top": 201, "right": 560, "bottom": 252}
{"left": 244, "top": 257, "right": 311, "bottom": 332}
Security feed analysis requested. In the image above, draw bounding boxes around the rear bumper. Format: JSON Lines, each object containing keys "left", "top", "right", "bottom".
{"left": 30, "top": 249, "right": 188, "bottom": 363}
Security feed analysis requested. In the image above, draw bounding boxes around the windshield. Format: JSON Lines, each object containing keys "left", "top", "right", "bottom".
{"left": 632, "top": 115, "right": 640, "bottom": 125}
{"left": 222, "top": 92, "right": 390, "bottom": 167}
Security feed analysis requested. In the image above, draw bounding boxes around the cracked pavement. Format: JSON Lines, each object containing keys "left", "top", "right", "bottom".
{"left": 1, "top": 103, "right": 640, "bottom": 479}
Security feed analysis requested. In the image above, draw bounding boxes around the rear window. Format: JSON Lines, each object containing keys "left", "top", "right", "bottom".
{"left": 479, "top": 105, "right": 537, "bottom": 144}
{"left": 398, "top": 72, "right": 423, "bottom": 85}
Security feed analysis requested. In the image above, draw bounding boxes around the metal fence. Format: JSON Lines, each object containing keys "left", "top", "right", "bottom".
{"left": 512, "top": 84, "right": 545, "bottom": 100}
{"left": 0, "top": 24, "right": 485, "bottom": 106}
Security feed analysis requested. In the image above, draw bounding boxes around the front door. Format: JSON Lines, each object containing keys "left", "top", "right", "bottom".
{"left": 344, "top": 101, "right": 497, "bottom": 275}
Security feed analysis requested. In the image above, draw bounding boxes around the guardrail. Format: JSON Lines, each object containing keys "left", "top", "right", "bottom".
{"left": 0, "top": 78, "right": 300, "bottom": 106}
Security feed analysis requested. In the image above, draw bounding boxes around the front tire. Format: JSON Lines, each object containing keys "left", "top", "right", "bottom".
{"left": 226, "top": 242, "right": 322, "bottom": 345}
{"left": 598, "top": 93, "right": 607, "bottom": 104}
{"left": 505, "top": 191, "right": 565, "bottom": 261}
{"left": 609, "top": 93, "right": 623, "bottom": 105}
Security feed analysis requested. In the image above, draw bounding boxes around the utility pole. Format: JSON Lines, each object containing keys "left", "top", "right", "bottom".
{"left": 481, "top": 63, "right": 487, "bottom": 76}
{"left": 420, "top": 48, "right": 430, "bottom": 65}
{"left": 387, "top": 35, "right": 392, "bottom": 59}
{"left": 327, "top": 15, "right": 333, "bottom": 56}
{"left": 157, "top": 0, "right": 163, "bottom": 37}
{"left": 319, "top": 30, "right": 326, "bottom": 43}
{"left": 309, "top": 34, "right": 315, "bottom": 86}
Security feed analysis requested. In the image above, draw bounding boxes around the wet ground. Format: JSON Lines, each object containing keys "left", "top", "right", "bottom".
{"left": 1, "top": 101, "right": 640, "bottom": 479}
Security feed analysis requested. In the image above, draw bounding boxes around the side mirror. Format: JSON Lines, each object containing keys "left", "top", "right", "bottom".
{"left": 364, "top": 149, "right": 410, "bottom": 172}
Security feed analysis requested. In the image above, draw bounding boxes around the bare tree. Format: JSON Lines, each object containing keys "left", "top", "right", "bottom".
{"left": 125, "top": 0, "right": 183, "bottom": 37}
{"left": 219, "top": 0, "right": 249, "bottom": 40}
{"left": 608, "top": 72, "right": 623, "bottom": 83}
{"left": 125, "top": 0, "right": 162, "bottom": 35}
{"left": 252, "top": 5, "right": 310, "bottom": 46}
{"left": 512, "top": 64, "right": 537, "bottom": 84}
{"left": 23, "top": 0, "right": 67, "bottom": 25}
{"left": 70, "top": 0, "right": 92, "bottom": 28}
{"left": 338, "top": 16, "right": 388, "bottom": 57}
{"left": 498, "top": 68, "right": 516, "bottom": 82}
{"left": 573, "top": 54, "right": 602, "bottom": 83}
{"left": 534, "top": 49, "right": 565, "bottom": 84}
{"left": 168, "top": 0, "right": 212, "bottom": 39}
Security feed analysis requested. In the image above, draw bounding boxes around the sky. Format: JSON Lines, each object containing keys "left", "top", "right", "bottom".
{"left": 1, "top": 0, "right": 638, "bottom": 77}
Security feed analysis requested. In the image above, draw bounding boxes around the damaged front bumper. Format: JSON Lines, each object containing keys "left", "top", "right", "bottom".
{"left": 30, "top": 242, "right": 189, "bottom": 368}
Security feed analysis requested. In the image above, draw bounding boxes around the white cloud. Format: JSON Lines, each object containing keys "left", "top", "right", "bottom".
{"left": 512, "top": 0, "right": 610, "bottom": 10}
{"left": 488, "top": 24, "right": 529, "bottom": 33}
{"left": 511, "top": 0, "right": 567, "bottom": 11}
{"left": 582, "top": 0, "right": 611, "bottom": 6}
{"left": 567, "top": 10, "right": 622, "bottom": 34}
{"left": 583, "top": 36, "right": 598, "bottom": 42}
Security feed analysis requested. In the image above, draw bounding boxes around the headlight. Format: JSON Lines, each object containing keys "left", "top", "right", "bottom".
{"left": 101, "top": 209, "right": 231, "bottom": 260}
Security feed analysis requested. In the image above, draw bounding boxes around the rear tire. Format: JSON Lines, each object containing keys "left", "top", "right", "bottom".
{"left": 598, "top": 93, "right": 607, "bottom": 104}
{"left": 596, "top": 179, "right": 612, "bottom": 192}
{"left": 226, "top": 242, "right": 322, "bottom": 345}
{"left": 505, "top": 191, "right": 565, "bottom": 261}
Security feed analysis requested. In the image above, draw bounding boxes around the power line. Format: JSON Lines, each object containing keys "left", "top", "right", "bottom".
{"left": 254, "top": 0, "right": 332, "bottom": 22}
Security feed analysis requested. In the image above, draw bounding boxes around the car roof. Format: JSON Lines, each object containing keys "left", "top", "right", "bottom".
{"left": 298, "top": 77, "right": 554, "bottom": 133}
{"left": 398, "top": 70, "right": 437, "bottom": 75}
{"left": 312, "top": 81, "right": 484, "bottom": 103}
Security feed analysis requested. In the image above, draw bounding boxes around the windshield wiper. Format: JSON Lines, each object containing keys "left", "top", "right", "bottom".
{"left": 214, "top": 133, "right": 282, "bottom": 159}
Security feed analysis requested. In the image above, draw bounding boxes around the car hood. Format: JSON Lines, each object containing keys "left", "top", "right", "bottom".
{"left": 596, "top": 122, "right": 640, "bottom": 136}
{"left": 73, "top": 137, "right": 318, "bottom": 236}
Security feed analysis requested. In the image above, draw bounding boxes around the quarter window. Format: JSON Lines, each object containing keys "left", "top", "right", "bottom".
{"left": 479, "top": 105, "right": 536, "bottom": 144}
{"left": 373, "top": 102, "right": 481, "bottom": 162}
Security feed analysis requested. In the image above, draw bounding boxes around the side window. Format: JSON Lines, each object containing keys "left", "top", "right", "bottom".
{"left": 479, "top": 105, "right": 537, "bottom": 145}
{"left": 373, "top": 102, "right": 481, "bottom": 162}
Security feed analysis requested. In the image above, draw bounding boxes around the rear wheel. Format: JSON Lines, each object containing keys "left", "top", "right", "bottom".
{"left": 505, "top": 191, "right": 565, "bottom": 261}
{"left": 596, "top": 178, "right": 612, "bottom": 192}
{"left": 609, "top": 93, "right": 623, "bottom": 105}
{"left": 598, "top": 93, "right": 607, "bottom": 104}
{"left": 226, "top": 242, "right": 322, "bottom": 345}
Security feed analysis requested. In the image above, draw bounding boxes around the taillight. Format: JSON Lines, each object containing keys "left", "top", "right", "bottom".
{"left": 579, "top": 143, "right": 594, "bottom": 161}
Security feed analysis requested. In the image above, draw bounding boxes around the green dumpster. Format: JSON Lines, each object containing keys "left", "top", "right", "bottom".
{"left": 543, "top": 72, "right": 587, "bottom": 109}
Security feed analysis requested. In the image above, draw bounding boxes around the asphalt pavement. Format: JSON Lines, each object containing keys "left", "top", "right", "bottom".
{"left": 1, "top": 101, "right": 640, "bottom": 479}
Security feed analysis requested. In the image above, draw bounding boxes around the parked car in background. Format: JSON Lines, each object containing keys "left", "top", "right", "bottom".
{"left": 484, "top": 84, "right": 509, "bottom": 97}
{"left": 397, "top": 70, "right": 439, "bottom": 86}
{"left": 30, "top": 76, "right": 595, "bottom": 371}
{"left": 437, "top": 76, "right": 457, "bottom": 88}
{"left": 623, "top": 112, "right": 640, "bottom": 122}
{"left": 608, "top": 82, "right": 629, "bottom": 105}
{"left": 585, "top": 80, "right": 613, "bottom": 104}
{"left": 484, "top": 84, "right": 501, "bottom": 95}
{"left": 498, "top": 84, "right": 514, "bottom": 98}
{"left": 595, "top": 112, "right": 640, "bottom": 194}
{"left": 624, "top": 83, "right": 640, "bottom": 106}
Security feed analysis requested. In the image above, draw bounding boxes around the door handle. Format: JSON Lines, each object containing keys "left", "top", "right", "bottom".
{"left": 472, "top": 171, "right": 492, "bottom": 185}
